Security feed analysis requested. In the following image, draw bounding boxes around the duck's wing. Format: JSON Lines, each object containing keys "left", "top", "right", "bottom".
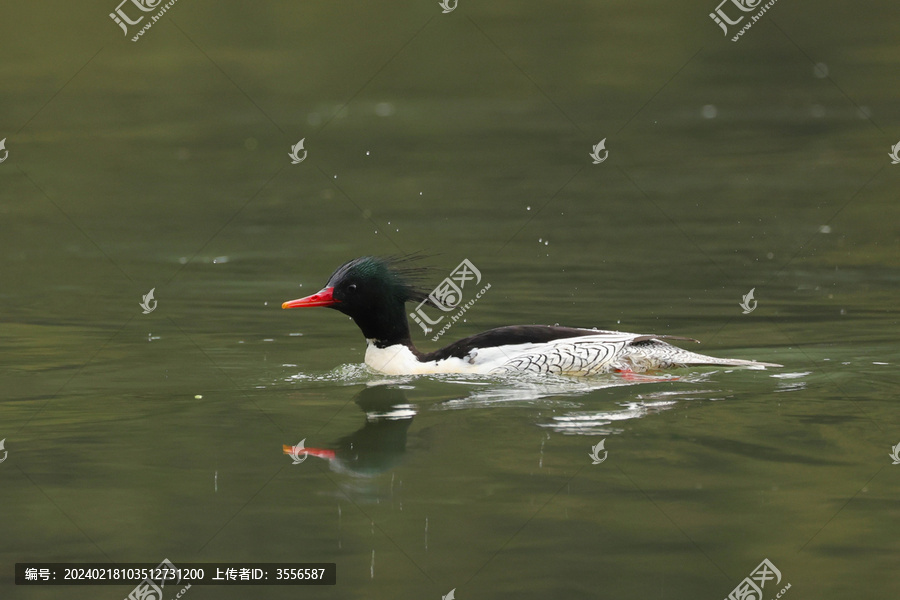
{"left": 485, "top": 331, "right": 780, "bottom": 376}
{"left": 487, "top": 331, "right": 647, "bottom": 375}
{"left": 420, "top": 325, "right": 634, "bottom": 362}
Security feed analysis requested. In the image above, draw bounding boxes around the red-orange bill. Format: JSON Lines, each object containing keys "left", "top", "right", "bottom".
{"left": 282, "top": 287, "right": 339, "bottom": 309}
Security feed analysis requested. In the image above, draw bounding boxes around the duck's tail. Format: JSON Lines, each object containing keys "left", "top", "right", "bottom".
{"left": 623, "top": 339, "right": 782, "bottom": 371}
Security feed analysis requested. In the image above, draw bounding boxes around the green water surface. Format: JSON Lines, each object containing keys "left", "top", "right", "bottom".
{"left": 2, "top": 1, "right": 899, "bottom": 598}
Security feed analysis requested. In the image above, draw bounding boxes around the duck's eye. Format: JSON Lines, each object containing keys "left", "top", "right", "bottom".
{"left": 347, "top": 284, "right": 357, "bottom": 293}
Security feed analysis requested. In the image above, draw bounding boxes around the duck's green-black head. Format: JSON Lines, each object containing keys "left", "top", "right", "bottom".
{"left": 282, "top": 256, "right": 431, "bottom": 344}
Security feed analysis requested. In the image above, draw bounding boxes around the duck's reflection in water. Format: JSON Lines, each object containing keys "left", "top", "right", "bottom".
{"left": 283, "top": 372, "right": 723, "bottom": 483}
{"left": 284, "top": 384, "right": 416, "bottom": 479}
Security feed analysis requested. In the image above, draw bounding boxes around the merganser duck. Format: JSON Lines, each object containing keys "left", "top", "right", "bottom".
{"left": 282, "top": 256, "right": 782, "bottom": 376}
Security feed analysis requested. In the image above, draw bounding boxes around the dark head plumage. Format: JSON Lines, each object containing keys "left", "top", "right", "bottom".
{"left": 325, "top": 255, "right": 433, "bottom": 307}
{"left": 282, "top": 254, "right": 435, "bottom": 345}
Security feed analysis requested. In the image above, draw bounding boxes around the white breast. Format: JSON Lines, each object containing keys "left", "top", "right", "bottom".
{"left": 364, "top": 341, "right": 482, "bottom": 375}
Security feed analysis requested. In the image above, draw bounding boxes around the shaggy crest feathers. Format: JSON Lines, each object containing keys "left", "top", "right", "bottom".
{"left": 328, "top": 254, "right": 436, "bottom": 305}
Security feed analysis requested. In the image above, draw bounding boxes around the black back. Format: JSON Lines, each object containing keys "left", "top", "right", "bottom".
{"left": 419, "top": 325, "right": 606, "bottom": 361}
